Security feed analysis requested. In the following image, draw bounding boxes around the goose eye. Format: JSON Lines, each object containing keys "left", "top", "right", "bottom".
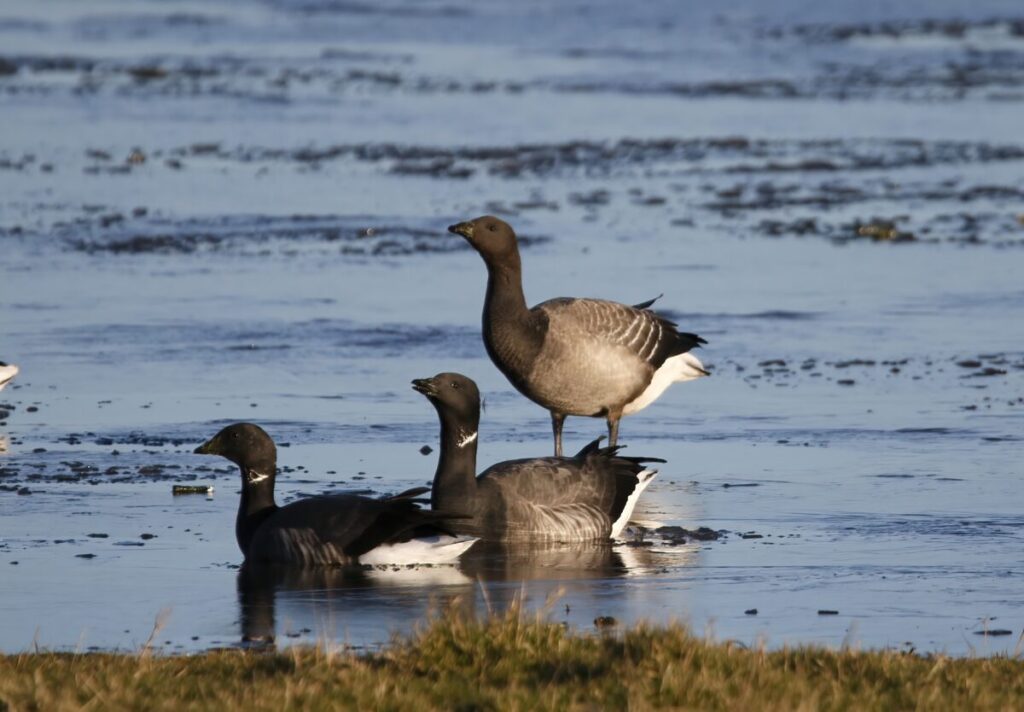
{"left": 450, "top": 381, "right": 460, "bottom": 390}
{"left": 487, "top": 223, "right": 496, "bottom": 231}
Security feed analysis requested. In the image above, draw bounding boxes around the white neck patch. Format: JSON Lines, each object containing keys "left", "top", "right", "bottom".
{"left": 246, "top": 470, "right": 270, "bottom": 484}
{"left": 457, "top": 430, "right": 478, "bottom": 448}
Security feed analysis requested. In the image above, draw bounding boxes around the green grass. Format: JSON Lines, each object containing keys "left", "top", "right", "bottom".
{"left": 2, "top": 607, "right": 1023, "bottom": 711}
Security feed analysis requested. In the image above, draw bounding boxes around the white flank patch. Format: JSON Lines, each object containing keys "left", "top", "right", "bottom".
{"left": 611, "top": 469, "right": 657, "bottom": 539}
{"left": 367, "top": 565, "right": 473, "bottom": 586}
{"left": 0, "top": 363, "right": 19, "bottom": 391}
{"left": 247, "top": 471, "right": 270, "bottom": 484}
{"left": 622, "top": 352, "right": 708, "bottom": 416}
{"left": 457, "top": 430, "right": 478, "bottom": 448}
{"left": 358, "top": 535, "right": 478, "bottom": 566}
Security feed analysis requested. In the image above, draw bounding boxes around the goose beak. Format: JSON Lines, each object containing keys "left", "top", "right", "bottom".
{"left": 194, "top": 436, "right": 218, "bottom": 455}
{"left": 447, "top": 222, "right": 473, "bottom": 239}
{"left": 411, "top": 378, "right": 437, "bottom": 397}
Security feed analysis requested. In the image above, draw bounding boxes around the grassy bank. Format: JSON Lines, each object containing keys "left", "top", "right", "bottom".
{"left": 2, "top": 610, "right": 1022, "bottom": 711}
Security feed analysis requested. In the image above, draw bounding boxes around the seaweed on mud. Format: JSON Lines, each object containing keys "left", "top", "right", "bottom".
{"left": 3, "top": 9, "right": 1024, "bottom": 104}
{"left": 165, "top": 137, "right": 1024, "bottom": 182}
{"left": 765, "top": 17, "right": 1024, "bottom": 44}
{"left": 60, "top": 215, "right": 549, "bottom": 256}
{"left": 751, "top": 212, "right": 1023, "bottom": 246}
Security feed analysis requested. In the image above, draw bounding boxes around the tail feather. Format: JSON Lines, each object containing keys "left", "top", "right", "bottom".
{"left": 610, "top": 468, "right": 657, "bottom": 539}
{"left": 386, "top": 486, "right": 431, "bottom": 502}
{"left": 569, "top": 441, "right": 663, "bottom": 538}
{"left": 678, "top": 351, "right": 710, "bottom": 378}
{"left": 571, "top": 438, "right": 667, "bottom": 467}
{"left": 632, "top": 294, "right": 663, "bottom": 310}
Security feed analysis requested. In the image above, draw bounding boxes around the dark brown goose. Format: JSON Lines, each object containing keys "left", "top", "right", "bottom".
{"left": 448, "top": 215, "right": 709, "bottom": 455}
{"left": 194, "top": 423, "right": 476, "bottom": 566}
{"left": 413, "top": 372, "right": 663, "bottom": 542}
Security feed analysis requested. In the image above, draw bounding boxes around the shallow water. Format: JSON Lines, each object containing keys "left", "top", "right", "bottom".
{"left": 2, "top": 0, "right": 1023, "bottom": 656}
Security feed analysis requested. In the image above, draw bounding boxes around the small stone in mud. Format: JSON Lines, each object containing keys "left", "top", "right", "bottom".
{"left": 957, "top": 359, "right": 982, "bottom": 368}
{"left": 26, "top": 406, "right": 38, "bottom": 412}
{"left": 419, "top": 445, "right": 433, "bottom": 455}
{"left": 818, "top": 610, "right": 839, "bottom": 616}
{"left": 659, "top": 526, "right": 721, "bottom": 542}
{"left": 837, "top": 379, "right": 856, "bottom": 386}
{"left": 974, "top": 629, "right": 1013, "bottom": 636}
{"left": 76, "top": 553, "right": 96, "bottom": 559}
{"left": 745, "top": 609, "right": 758, "bottom": 615}
{"left": 140, "top": 533, "right": 156, "bottom": 540}
{"left": 740, "top": 532, "right": 763, "bottom": 539}
{"left": 173, "top": 485, "right": 214, "bottom": 495}
{"left": 16, "top": 487, "right": 31, "bottom": 495}
{"left": 87, "top": 533, "right": 109, "bottom": 538}
{"left": 966, "top": 368, "right": 1006, "bottom": 378}
{"left": 834, "top": 359, "right": 876, "bottom": 368}
{"left": 855, "top": 220, "right": 915, "bottom": 242}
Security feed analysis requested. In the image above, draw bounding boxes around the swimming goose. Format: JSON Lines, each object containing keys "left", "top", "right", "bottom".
{"left": 412, "top": 372, "right": 662, "bottom": 542}
{"left": 194, "top": 423, "right": 476, "bottom": 566}
{"left": 0, "top": 362, "right": 19, "bottom": 391}
{"left": 448, "top": 216, "right": 709, "bottom": 456}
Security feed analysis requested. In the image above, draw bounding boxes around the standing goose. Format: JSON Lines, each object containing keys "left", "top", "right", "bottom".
{"left": 412, "top": 372, "right": 663, "bottom": 542}
{"left": 0, "top": 361, "right": 18, "bottom": 391}
{"left": 194, "top": 423, "right": 476, "bottom": 566}
{"left": 448, "top": 216, "right": 708, "bottom": 456}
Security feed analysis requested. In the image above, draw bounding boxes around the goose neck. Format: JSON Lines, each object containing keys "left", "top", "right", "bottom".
{"left": 430, "top": 411, "right": 479, "bottom": 511}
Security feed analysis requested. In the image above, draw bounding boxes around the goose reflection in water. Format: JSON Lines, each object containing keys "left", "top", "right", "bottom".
{"left": 236, "top": 540, "right": 680, "bottom": 648}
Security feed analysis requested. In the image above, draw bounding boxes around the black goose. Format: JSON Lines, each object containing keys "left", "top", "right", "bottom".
{"left": 0, "top": 361, "right": 18, "bottom": 391}
{"left": 449, "top": 216, "right": 709, "bottom": 456}
{"left": 412, "top": 372, "right": 663, "bottom": 542}
{"left": 194, "top": 423, "right": 476, "bottom": 566}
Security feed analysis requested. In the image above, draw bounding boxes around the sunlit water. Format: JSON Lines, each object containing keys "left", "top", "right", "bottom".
{"left": 1, "top": 0, "right": 1023, "bottom": 656}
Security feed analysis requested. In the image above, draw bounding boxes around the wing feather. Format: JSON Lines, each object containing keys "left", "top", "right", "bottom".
{"left": 474, "top": 442, "right": 665, "bottom": 541}
{"left": 536, "top": 297, "right": 706, "bottom": 369}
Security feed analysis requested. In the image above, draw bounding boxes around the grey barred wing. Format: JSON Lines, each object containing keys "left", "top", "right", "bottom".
{"left": 481, "top": 459, "right": 618, "bottom": 538}
{"left": 535, "top": 298, "right": 704, "bottom": 369}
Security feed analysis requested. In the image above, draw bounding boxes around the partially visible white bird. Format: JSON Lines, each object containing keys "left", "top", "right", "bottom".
{"left": 0, "top": 362, "right": 18, "bottom": 392}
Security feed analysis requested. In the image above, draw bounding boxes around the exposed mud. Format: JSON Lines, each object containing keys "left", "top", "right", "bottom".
{"left": 35, "top": 136, "right": 1017, "bottom": 179}
{"left": 5, "top": 135, "right": 1019, "bottom": 249}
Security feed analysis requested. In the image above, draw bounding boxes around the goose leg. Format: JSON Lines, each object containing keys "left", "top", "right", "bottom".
{"left": 551, "top": 412, "right": 566, "bottom": 457}
{"left": 607, "top": 413, "right": 621, "bottom": 448}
